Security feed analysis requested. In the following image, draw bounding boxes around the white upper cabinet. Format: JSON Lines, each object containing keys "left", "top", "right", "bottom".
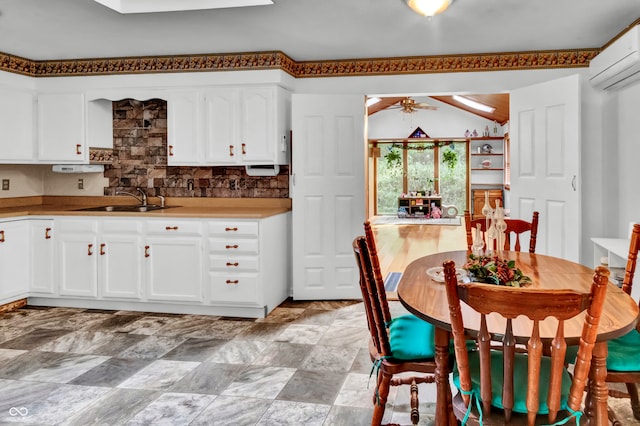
{"left": 204, "top": 87, "right": 241, "bottom": 164}
{"left": 242, "top": 87, "right": 277, "bottom": 163}
{"left": 202, "top": 85, "right": 290, "bottom": 166}
{"left": 0, "top": 85, "right": 36, "bottom": 162}
{"left": 37, "top": 92, "right": 87, "bottom": 163}
{"left": 167, "top": 91, "right": 202, "bottom": 165}
{"left": 0, "top": 88, "right": 112, "bottom": 164}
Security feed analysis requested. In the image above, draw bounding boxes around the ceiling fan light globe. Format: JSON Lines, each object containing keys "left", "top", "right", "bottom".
{"left": 404, "top": 0, "right": 452, "bottom": 17}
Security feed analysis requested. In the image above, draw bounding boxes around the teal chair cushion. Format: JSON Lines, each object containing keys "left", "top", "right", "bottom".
{"left": 607, "top": 329, "right": 640, "bottom": 371}
{"left": 388, "top": 314, "right": 436, "bottom": 360}
{"left": 453, "top": 350, "right": 572, "bottom": 414}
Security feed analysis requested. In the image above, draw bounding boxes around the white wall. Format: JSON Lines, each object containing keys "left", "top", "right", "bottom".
{"left": 611, "top": 82, "right": 640, "bottom": 236}
{"left": 0, "top": 165, "right": 45, "bottom": 197}
{"left": 0, "top": 165, "right": 107, "bottom": 198}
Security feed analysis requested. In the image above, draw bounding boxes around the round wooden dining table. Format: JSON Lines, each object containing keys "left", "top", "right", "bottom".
{"left": 397, "top": 250, "right": 639, "bottom": 426}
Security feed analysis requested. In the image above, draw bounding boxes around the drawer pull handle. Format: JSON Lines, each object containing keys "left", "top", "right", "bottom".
{"left": 144, "top": 245, "right": 150, "bottom": 258}
{"left": 241, "top": 143, "right": 246, "bottom": 155}
{"left": 226, "top": 280, "right": 239, "bottom": 285}
{"left": 45, "top": 228, "right": 52, "bottom": 239}
{"left": 226, "top": 262, "right": 239, "bottom": 267}
{"left": 165, "top": 226, "right": 179, "bottom": 231}
{"left": 0, "top": 230, "right": 4, "bottom": 243}
{"left": 168, "top": 145, "right": 174, "bottom": 156}
{"left": 225, "top": 227, "right": 238, "bottom": 232}
{"left": 226, "top": 244, "right": 239, "bottom": 249}
{"left": 87, "top": 243, "right": 93, "bottom": 256}
{"left": 76, "top": 144, "right": 82, "bottom": 155}
{"left": 229, "top": 145, "right": 234, "bottom": 157}
{"left": 100, "top": 243, "right": 106, "bottom": 255}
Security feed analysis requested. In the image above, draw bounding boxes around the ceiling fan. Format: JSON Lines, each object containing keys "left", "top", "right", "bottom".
{"left": 389, "top": 97, "right": 438, "bottom": 113}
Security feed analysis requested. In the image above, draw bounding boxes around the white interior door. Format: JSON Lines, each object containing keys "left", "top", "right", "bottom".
{"left": 510, "top": 74, "right": 581, "bottom": 262}
{"left": 291, "top": 94, "right": 366, "bottom": 300}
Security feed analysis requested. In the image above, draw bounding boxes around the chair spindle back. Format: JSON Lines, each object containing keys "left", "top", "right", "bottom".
{"left": 443, "top": 260, "right": 609, "bottom": 424}
{"left": 465, "top": 210, "right": 540, "bottom": 253}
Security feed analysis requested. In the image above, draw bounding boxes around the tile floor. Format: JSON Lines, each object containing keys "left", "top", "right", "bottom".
{"left": 1, "top": 300, "right": 638, "bottom": 425}
{"left": 0, "top": 300, "right": 438, "bottom": 425}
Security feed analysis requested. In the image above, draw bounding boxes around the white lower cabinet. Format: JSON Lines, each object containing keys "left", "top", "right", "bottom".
{"left": 0, "top": 220, "right": 30, "bottom": 303}
{"left": 26, "top": 213, "right": 289, "bottom": 318}
{"left": 207, "top": 213, "right": 290, "bottom": 314}
{"left": 56, "top": 218, "right": 142, "bottom": 299}
{"left": 145, "top": 219, "right": 203, "bottom": 302}
{"left": 56, "top": 219, "right": 99, "bottom": 297}
{"left": 99, "top": 220, "right": 144, "bottom": 300}
{"left": 30, "top": 219, "right": 55, "bottom": 295}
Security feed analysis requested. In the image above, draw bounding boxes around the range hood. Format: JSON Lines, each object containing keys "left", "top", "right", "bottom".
{"left": 245, "top": 164, "right": 280, "bottom": 176}
{"left": 52, "top": 164, "right": 105, "bottom": 173}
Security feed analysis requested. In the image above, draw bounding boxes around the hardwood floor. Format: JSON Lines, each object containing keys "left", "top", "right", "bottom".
{"left": 371, "top": 217, "right": 468, "bottom": 277}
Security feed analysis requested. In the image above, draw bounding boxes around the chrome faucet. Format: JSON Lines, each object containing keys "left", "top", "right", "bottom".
{"left": 116, "top": 187, "right": 148, "bottom": 206}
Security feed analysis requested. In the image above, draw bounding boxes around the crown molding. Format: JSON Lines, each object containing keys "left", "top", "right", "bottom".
{"left": 0, "top": 48, "right": 599, "bottom": 79}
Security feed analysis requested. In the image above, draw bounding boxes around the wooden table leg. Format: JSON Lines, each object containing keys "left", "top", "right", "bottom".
{"left": 585, "top": 341, "right": 609, "bottom": 426}
{"left": 434, "top": 327, "right": 455, "bottom": 426}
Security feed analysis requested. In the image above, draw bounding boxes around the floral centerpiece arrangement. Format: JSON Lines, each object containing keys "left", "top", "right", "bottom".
{"left": 463, "top": 254, "right": 532, "bottom": 287}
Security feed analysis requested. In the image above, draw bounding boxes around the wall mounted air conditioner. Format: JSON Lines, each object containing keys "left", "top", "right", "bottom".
{"left": 589, "top": 25, "right": 640, "bottom": 91}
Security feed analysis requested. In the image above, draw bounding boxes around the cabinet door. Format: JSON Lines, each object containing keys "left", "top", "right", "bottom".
{"left": 167, "top": 91, "right": 202, "bottom": 165}
{"left": 146, "top": 237, "right": 203, "bottom": 302}
{"left": 0, "top": 86, "right": 36, "bottom": 162}
{"left": 204, "top": 88, "right": 241, "bottom": 164}
{"left": 240, "top": 87, "right": 275, "bottom": 163}
{"left": 99, "top": 232, "right": 143, "bottom": 300}
{"left": 0, "top": 221, "right": 30, "bottom": 302}
{"left": 56, "top": 220, "right": 98, "bottom": 297}
{"left": 37, "top": 93, "right": 86, "bottom": 162}
{"left": 30, "top": 220, "right": 55, "bottom": 294}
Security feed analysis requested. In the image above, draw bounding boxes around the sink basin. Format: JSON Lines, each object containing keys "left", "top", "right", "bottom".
{"left": 75, "top": 204, "right": 168, "bottom": 212}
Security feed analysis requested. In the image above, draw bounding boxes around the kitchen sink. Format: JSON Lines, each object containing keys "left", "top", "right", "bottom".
{"left": 74, "top": 204, "right": 170, "bottom": 212}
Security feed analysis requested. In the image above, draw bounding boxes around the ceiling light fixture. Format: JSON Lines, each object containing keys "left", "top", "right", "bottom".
{"left": 93, "top": 0, "right": 273, "bottom": 14}
{"left": 453, "top": 95, "right": 495, "bottom": 113}
{"left": 404, "top": 0, "right": 453, "bottom": 17}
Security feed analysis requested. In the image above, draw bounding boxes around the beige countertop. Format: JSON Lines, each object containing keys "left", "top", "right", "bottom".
{"left": 0, "top": 196, "right": 291, "bottom": 219}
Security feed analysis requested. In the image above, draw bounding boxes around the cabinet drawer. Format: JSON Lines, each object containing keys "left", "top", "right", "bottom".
{"left": 208, "top": 221, "right": 258, "bottom": 237}
{"left": 56, "top": 219, "right": 97, "bottom": 233}
{"left": 101, "top": 219, "right": 142, "bottom": 233}
{"left": 209, "top": 237, "right": 259, "bottom": 255}
{"left": 209, "top": 256, "right": 259, "bottom": 272}
{"left": 209, "top": 273, "right": 259, "bottom": 304}
{"left": 146, "top": 220, "right": 202, "bottom": 236}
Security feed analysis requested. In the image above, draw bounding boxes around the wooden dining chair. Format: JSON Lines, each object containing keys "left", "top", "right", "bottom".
{"left": 605, "top": 223, "right": 640, "bottom": 424}
{"left": 464, "top": 210, "right": 540, "bottom": 253}
{"left": 442, "top": 259, "right": 609, "bottom": 425}
{"left": 353, "top": 232, "right": 437, "bottom": 426}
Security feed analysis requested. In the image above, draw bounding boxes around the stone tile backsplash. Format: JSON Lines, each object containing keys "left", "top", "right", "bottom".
{"left": 104, "top": 99, "right": 289, "bottom": 198}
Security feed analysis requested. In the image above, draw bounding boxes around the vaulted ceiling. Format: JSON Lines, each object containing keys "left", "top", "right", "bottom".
{"left": 368, "top": 94, "right": 510, "bottom": 125}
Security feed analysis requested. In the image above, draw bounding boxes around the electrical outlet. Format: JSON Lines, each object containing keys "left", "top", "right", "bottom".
{"left": 77, "top": 179, "right": 84, "bottom": 190}
{"left": 2, "top": 179, "right": 9, "bottom": 191}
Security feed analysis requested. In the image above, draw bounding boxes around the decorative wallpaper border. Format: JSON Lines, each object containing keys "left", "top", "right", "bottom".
{"left": 0, "top": 48, "right": 599, "bottom": 79}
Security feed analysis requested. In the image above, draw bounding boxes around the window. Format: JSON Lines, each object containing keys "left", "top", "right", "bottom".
{"left": 373, "top": 140, "right": 468, "bottom": 215}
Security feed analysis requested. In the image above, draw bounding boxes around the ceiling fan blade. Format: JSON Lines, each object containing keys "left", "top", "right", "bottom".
{"left": 414, "top": 103, "right": 438, "bottom": 110}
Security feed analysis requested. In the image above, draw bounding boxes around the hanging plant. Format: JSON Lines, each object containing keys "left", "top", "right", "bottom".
{"left": 384, "top": 147, "right": 402, "bottom": 168}
{"left": 442, "top": 148, "right": 458, "bottom": 169}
